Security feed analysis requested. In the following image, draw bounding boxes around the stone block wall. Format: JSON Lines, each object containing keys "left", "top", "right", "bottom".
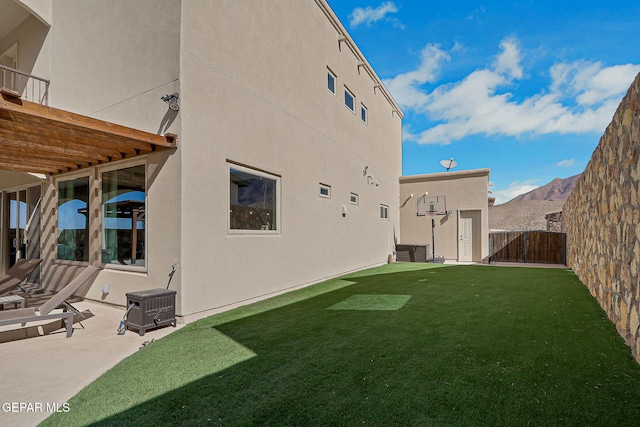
{"left": 545, "top": 211, "right": 562, "bottom": 232}
{"left": 563, "top": 72, "right": 640, "bottom": 362}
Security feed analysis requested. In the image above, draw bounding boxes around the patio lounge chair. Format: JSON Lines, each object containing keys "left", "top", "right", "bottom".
{"left": 0, "top": 265, "right": 99, "bottom": 338}
{"left": 0, "top": 259, "right": 42, "bottom": 296}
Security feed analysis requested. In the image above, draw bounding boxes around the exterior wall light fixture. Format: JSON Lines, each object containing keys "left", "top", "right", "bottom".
{"left": 161, "top": 93, "right": 180, "bottom": 111}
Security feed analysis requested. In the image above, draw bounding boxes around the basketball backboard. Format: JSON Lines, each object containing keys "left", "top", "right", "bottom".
{"left": 416, "top": 195, "right": 449, "bottom": 217}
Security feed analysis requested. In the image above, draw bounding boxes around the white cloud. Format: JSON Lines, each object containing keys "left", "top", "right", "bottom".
{"left": 349, "top": 2, "right": 402, "bottom": 28}
{"left": 383, "top": 44, "right": 450, "bottom": 109}
{"left": 387, "top": 37, "right": 640, "bottom": 145}
{"left": 493, "top": 38, "right": 523, "bottom": 79}
{"left": 556, "top": 159, "right": 575, "bottom": 167}
{"left": 493, "top": 180, "right": 540, "bottom": 205}
{"left": 551, "top": 61, "right": 640, "bottom": 106}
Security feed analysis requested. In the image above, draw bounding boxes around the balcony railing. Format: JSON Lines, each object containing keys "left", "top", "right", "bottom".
{"left": 0, "top": 64, "right": 49, "bottom": 105}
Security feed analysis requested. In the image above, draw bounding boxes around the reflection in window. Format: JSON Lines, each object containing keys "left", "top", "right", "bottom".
{"left": 319, "top": 183, "right": 331, "bottom": 199}
{"left": 229, "top": 166, "right": 278, "bottom": 232}
{"left": 102, "top": 165, "right": 146, "bottom": 266}
{"left": 380, "top": 204, "right": 389, "bottom": 220}
{"left": 9, "top": 192, "right": 26, "bottom": 265}
{"left": 327, "top": 69, "right": 336, "bottom": 95}
{"left": 344, "top": 87, "right": 355, "bottom": 112}
{"left": 58, "top": 177, "right": 89, "bottom": 261}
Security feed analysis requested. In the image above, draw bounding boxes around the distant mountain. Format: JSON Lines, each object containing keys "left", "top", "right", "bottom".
{"left": 489, "top": 200, "right": 566, "bottom": 231}
{"left": 509, "top": 174, "right": 581, "bottom": 202}
{"left": 489, "top": 174, "right": 580, "bottom": 231}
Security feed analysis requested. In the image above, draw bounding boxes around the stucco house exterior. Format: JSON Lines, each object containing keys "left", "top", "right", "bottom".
{"left": 0, "top": 0, "right": 403, "bottom": 316}
{"left": 399, "top": 169, "right": 491, "bottom": 263}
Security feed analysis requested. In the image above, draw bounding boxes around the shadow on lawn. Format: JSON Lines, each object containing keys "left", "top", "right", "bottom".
{"left": 47, "top": 265, "right": 640, "bottom": 426}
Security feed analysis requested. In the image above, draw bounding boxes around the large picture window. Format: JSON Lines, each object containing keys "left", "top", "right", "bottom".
{"left": 57, "top": 177, "right": 90, "bottom": 261}
{"left": 229, "top": 164, "right": 279, "bottom": 233}
{"left": 102, "top": 165, "right": 146, "bottom": 266}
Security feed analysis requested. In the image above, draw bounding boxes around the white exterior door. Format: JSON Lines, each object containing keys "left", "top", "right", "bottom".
{"left": 459, "top": 217, "right": 473, "bottom": 262}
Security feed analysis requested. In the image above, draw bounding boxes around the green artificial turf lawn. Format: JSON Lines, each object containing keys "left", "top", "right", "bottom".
{"left": 41, "top": 264, "right": 640, "bottom": 426}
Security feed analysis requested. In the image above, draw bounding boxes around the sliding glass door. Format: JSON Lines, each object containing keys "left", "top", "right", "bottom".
{"left": 1, "top": 185, "right": 41, "bottom": 271}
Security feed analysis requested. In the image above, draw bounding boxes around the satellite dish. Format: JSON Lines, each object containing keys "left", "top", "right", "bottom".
{"left": 440, "top": 158, "right": 457, "bottom": 172}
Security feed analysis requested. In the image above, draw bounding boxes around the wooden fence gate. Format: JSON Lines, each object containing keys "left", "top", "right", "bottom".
{"left": 489, "top": 231, "right": 566, "bottom": 264}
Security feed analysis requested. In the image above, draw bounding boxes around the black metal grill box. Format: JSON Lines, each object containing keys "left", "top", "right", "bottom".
{"left": 125, "top": 288, "right": 177, "bottom": 336}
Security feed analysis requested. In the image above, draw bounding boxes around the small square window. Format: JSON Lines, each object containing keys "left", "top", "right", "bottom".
{"left": 361, "top": 104, "right": 368, "bottom": 124}
{"left": 380, "top": 204, "right": 389, "bottom": 220}
{"left": 319, "top": 183, "right": 331, "bottom": 199}
{"left": 344, "top": 87, "right": 355, "bottom": 112}
{"left": 327, "top": 69, "right": 336, "bottom": 95}
{"left": 350, "top": 193, "right": 359, "bottom": 205}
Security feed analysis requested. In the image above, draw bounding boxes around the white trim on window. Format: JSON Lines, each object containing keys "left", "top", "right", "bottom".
{"left": 228, "top": 162, "right": 281, "bottom": 235}
{"left": 327, "top": 68, "right": 337, "bottom": 96}
{"left": 319, "top": 183, "right": 331, "bottom": 199}
{"left": 360, "top": 103, "right": 368, "bottom": 124}
{"left": 350, "top": 193, "right": 359, "bottom": 205}
{"left": 380, "top": 204, "right": 389, "bottom": 220}
{"left": 344, "top": 86, "right": 355, "bottom": 113}
{"left": 100, "top": 162, "right": 148, "bottom": 271}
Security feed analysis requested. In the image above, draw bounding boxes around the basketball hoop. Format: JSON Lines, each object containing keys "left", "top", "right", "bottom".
{"left": 425, "top": 201, "right": 439, "bottom": 218}
{"left": 417, "top": 198, "right": 440, "bottom": 263}
{"left": 416, "top": 195, "right": 446, "bottom": 217}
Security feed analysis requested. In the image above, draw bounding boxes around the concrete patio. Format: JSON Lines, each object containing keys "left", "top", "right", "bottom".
{"left": 0, "top": 299, "right": 186, "bottom": 427}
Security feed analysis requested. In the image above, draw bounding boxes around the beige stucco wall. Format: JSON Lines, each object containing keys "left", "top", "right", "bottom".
{"left": 7, "top": 0, "right": 184, "bottom": 307}
{"left": 0, "top": 12, "right": 50, "bottom": 85}
{"left": 47, "top": 0, "right": 182, "bottom": 306}
{"left": 399, "top": 169, "right": 490, "bottom": 262}
{"left": 178, "top": 0, "right": 402, "bottom": 314}
{"left": 17, "top": 0, "right": 52, "bottom": 26}
{"left": 1, "top": 0, "right": 402, "bottom": 316}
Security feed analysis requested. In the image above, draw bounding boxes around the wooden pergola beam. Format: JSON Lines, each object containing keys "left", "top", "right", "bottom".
{"left": 0, "top": 94, "right": 177, "bottom": 175}
{"left": 0, "top": 117, "right": 145, "bottom": 157}
{"left": 0, "top": 130, "right": 114, "bottom": 162}
{"left": 0, "top": 146, "right": 90, "bottom": 170}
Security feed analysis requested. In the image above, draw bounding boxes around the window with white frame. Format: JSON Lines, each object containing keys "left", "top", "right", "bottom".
{"left": 319, "top": 183, "right": 331, "bottom": 199}
{"left": 380, "top": 204, "right": 389, "bottom": 220}
{"left": 350, "top": 193, "right": 359, "bottom": 205}
{"left": 57, "top": 176, "right": 90, "bottom": 262}
{"left": 344, "top": 87, "right": 355, "bottom": 112}
{"left": 229, "top": 164, "right": 279, "bottom": 233}
{"left": 360, "top": 103, "right": 368, "bottom": 124}
{"left": 102, "top": 164, "right": 146, "bottom": 266}
{"left": 327, "top": 68, "right": 336, "bottom": 95}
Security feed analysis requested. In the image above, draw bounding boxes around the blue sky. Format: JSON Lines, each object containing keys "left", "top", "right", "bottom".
{"left": 326, "top": 0, "right": 640, "bottom": 204}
